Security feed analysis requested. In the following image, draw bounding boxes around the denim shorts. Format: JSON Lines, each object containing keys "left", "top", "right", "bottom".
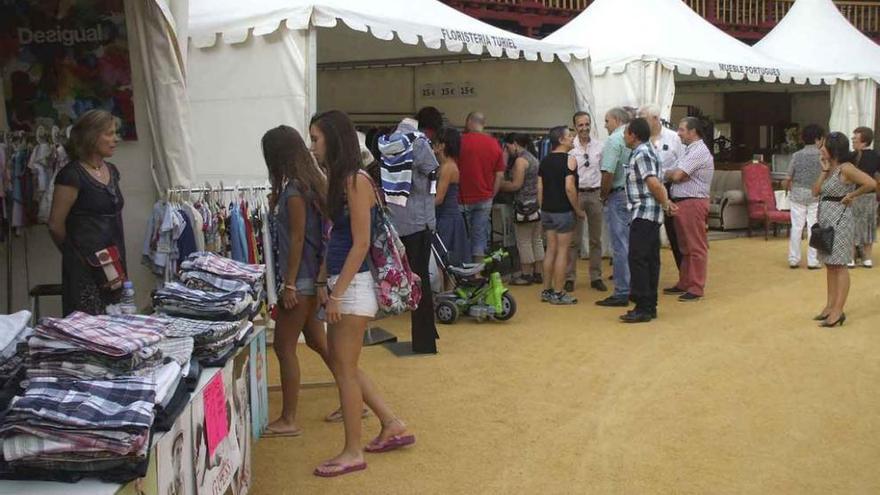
{"left": 328, "top": 272, "right": 378, "bottom": 318}
{"left": 541, "top": 211, "right": 575, "bottom": 233}
{"left": 277, "top": 278, "right": 316, "bottom": 297}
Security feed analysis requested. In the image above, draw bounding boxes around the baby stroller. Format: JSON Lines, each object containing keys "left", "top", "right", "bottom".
{"left": 430, "top": 231, "right": 516, "bottom": 324}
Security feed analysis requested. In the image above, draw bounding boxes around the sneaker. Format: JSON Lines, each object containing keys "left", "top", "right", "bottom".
{"left": 662, "top": 286, "right": 685, "bottom": 295}
{"left": 619, "top": 311, "right": 653, "bottom": 323}
{"left": 847, "top": 260, "right": 856, "bottom": 268}
{"left": 678, "top": 292, "right": 702, "bottom": 302}
{"left": 863, "top": 259, "right": 874, "bottom": 268}
{"left": 590, "top": 279, "right": 608, "bottom": 292}
{"left": 550, "top": 291, "right": 578, "bottom": 305}
{"left": 596, "top": 296, "right": 629, "bottom": 307}
{"left": 807, "top": 265, "right": 822, "bottom": 270}
{"left": 563, "top": 280, "right": 575, "bottom": 293}
{"left": 789, "top": 263, "right": 799, "bottom": 269}
{"left": 510, "top": 275, "right": 532, "bottom": 286}
{"left": 540, "top": 289, "right": 554, "bottom": 302}
{"left": 531, "top": 273, "right": 543, "bottom": 284}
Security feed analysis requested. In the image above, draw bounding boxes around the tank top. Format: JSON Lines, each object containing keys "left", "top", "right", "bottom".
{"left": 436, "top": 183, "right": 461, "bottom": 218}
{"left": 326, "top": 174, "right": 377, "bottom": 276}
{"left": 514, "top": 150, "right": 540, "bottom": 205}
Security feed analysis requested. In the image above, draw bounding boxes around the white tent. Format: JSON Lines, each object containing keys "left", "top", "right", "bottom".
{"left": 754, "top": 0, "right": 880, "bottom": 134}
{"left": 544, "top": 0, "right": 820, "bottom": 138}
{"left": 185, "top": 0, "right": 588, "bottom": 183}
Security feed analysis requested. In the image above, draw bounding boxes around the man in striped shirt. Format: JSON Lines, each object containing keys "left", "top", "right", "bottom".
{"left": 621, "top": 118, "right": 677, "bottom": 323}
{"left": 663, "top": 117, "right": 715, "bottom": 302}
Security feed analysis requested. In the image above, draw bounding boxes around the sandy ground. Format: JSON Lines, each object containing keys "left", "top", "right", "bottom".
{"left": 251, "top": 236, "right": 880, "bottom": 494}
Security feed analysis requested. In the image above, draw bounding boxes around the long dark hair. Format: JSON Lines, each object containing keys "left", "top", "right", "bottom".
{"left": 824, "top": 132, "right": 852, "bottom": 163}
{"left": 309, "top": 110, "right": 363, "bottom": 219}
{"left": 261, "top": 125, "right": 327, "bottom": 214}
{"left": 435, "top": 126, "right": 461, "bottom": 159}
{"left": 503, "top": 132, "right": 538, "bottom": 157}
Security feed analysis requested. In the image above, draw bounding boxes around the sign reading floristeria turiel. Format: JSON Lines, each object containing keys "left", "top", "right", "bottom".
{"left": 0, "top": 0, "right": 136, "bottom": 139}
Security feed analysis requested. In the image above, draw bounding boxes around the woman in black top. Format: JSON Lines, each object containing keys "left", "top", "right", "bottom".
{"left": 538, "top": 126, "right": 585, "bottom": 305}
{"left": 48, "top": 110, "right": 126, "bottom": 316}
{"left": 851, "top": 126, "right": 880, "bottom": 267}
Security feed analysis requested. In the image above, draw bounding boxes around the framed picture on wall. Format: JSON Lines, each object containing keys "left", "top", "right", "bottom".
{"left": 0, "top": 0, "right": 137, "bottom": 139}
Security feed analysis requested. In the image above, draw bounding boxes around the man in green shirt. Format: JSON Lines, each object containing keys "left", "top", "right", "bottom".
{"left": 596, "top": 107, "right": 633, "bottom": 307}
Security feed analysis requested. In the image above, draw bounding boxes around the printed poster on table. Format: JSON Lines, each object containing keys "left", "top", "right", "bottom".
{"left": 156, "top": 403, "right": 195, "bottom": 495}
{"left": 0, "top": 0, "right": 136, "bottom": 138}
{"left": 231, "top": 349, "right": 253, "bottom": 495}
{"left": 249, "top": 331, "right": 268, "bottom": 439}
{"left": 192, "top": 365, "right": 241, "bottom": 495}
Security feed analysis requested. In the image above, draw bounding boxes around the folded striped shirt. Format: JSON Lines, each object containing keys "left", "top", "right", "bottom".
{"left": 35, "top": 313, "right": 169, "bottom": 357}
{"left": 181, "top": 251, "right": 265, "bottom": 285}
{"left": 3, "top": 376, "right": 156, "bottom": 430}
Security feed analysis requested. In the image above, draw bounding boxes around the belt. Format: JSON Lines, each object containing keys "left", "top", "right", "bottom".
{"left": 821, "top": 196, "right": 844, "bottom": 202}
{"left": 671, "top": 197, "right": 707, "bottom": 202}
{"left": 578, "top": 187, "right": 599, "bottom": 193}
{"left": 610, "top": 187, "right": 624, "bottom": 193}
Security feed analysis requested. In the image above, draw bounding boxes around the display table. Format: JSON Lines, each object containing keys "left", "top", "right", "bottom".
{"left": 0, "top": 326, "right": 269, "bottom": 495}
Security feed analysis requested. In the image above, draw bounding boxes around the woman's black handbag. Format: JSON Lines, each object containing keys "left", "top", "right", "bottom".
{"left": 810, "top": 205, "right": 847, "bottom": 254}
{"left": 514, "top": 200, "right": 540, "bottom": 223}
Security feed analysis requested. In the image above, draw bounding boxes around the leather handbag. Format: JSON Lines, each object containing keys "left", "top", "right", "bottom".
{"left": 83, "top": 245, "right": 127, "bottom": 290}
{"left": 809, "top": 206, "right": 846, "bottom": 255}
{"left": 514, "top": 200, "right": 540, "bottom": 223}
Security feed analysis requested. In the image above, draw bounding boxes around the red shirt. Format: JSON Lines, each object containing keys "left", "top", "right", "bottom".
{"left": 458, "top": 132, "right": 505, "bottom": 204}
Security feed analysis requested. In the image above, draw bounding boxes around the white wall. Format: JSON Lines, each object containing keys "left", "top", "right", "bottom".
{"left": 1, "top": 6, "right": 157, "bottom": 316}
{"left": 318, "top": 58, "right": 576, "bottom": 130}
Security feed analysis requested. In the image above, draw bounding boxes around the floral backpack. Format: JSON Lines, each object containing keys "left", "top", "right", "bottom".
{"left": 362, "top": 172, "right": 422, "bottom": 316}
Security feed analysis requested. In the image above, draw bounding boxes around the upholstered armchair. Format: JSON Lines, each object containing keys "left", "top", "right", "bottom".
{"left": 741, "top": 162, "right": 791, "bottom": 240}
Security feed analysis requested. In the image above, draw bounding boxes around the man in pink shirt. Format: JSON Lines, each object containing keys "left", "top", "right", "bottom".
{"left": 458, "top": 111, "right": 505, "bottom": 261}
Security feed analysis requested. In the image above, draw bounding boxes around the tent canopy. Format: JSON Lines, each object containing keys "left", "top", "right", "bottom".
{"left": 545, "top": 0, "right": 819, "bottom": 83}
{"left": 188, "top": 0, "right": 588, "bottom": 62}
{"left": 754, "top": 0, "right": 880, "bottom": 83}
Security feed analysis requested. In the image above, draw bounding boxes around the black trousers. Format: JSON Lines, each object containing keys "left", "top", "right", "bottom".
{"left": 401, "top": 230, "right": 438, "bottom": 353}
{"left": 664, "top": 185, "right": 682, "bottom": 269}
{"left": 628, "top": 218, "right": 661, "bottom": 313}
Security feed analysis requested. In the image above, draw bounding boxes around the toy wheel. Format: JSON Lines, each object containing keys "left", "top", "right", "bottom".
{"left": 436, "top": 301, "right": 459, "bottom": 324}
{"left": 494, "top": 292, "right": 517, "bottom": 321}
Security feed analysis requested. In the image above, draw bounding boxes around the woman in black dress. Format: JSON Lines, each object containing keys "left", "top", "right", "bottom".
{"left": 48, "top": 110, "right": 126, "bottom": 316}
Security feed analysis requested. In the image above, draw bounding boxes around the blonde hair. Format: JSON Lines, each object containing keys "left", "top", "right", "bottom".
{"left": 67, "top": 109, "right": 115, "bottom": 161}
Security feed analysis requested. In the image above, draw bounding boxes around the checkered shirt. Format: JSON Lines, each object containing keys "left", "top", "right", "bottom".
{"left": 181, "top": 251, "right": 265, "bottom": 284}
{"left": 35, "top": 313, "right": 169, "bottom": 358}
{"left": 625, "top": 142, "right": 664, "bottom": 223}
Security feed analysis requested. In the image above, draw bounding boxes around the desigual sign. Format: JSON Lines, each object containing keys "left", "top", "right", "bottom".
{"left": 17, "top": 25, "right": 109, "bottom": 46}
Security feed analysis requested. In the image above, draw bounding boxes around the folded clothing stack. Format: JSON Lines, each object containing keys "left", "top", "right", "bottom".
{"left": 180, "top": 251, "right": 265, "bottom": 299}
{"left": 153, "top": 282, "right": 254, "bottom": 321}
{"left": 0, "top": 376, "right": 156, "bottom": 483}
{"left": 27, "top": 312, "right": 169, "bottom": 381}
{"left": 164, "top": 317, "right": 247, "bottom": 366}
{"left": 0, "top": 311, "right": 33, "bottom": 407}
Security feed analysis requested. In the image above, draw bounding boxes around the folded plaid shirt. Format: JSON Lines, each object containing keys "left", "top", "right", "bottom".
{"left": 35, "top": 313, "right": 169, "bottom": 357}
{"left": 181, "top": 251, "right": 265, "bottom": 284}
{"left": 4, "top": 376, "right": 156, "bottom": 430}
{"left": 2, "top": 429, "right": 149, "bottom": 460}
{"left": 180, "top": 270, "right": 252, "bottom": 294}
{"left": 157, "top": 337, "right": 194, "bottom": 367}
{"left": 163, "top": 317, "right": 241, "bottom": 343}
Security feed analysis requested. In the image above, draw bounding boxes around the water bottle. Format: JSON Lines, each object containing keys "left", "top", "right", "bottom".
{"left": 120, "top": 280, "right": 137, "bottom": 315}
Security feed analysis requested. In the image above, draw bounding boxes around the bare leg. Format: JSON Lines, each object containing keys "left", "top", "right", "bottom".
{"left": 267, "top": 297, "right": 313, "bottom": 435}
{"left": 533, "top": 261, "right": 543, "bottom": 279}
{"left": 827, "top": 267, "right": 850, "bottom": 321}
{"left": 317, "top": 315, "right": 409, "bottom": 474}
{"left": 555, "top": 231, "right": 573, "bottom": 292}
{"left": 820, "top": 266, "right": 834, "bottom": 316}
{"left": 543, "top": 231, "right": 558, "bottom": 291}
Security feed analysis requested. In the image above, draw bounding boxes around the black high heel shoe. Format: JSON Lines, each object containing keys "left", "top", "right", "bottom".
{"left": 819, "top": 313, "right": 846, "bottom": 327}
{"left": 813, "top": 313, "right": 829, "bottom": 321}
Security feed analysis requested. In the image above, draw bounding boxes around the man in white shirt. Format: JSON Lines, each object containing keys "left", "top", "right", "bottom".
{"left": 565, "top": 111, "right": 607, "bottom": 292}
{"left": 637, "top": 104, "right": 684, "bottom": 268}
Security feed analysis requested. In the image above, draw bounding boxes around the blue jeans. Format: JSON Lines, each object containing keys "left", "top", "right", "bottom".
{"left": 460, "top": 199, "right": 493, "bottom": 259}
{"left": 605, "top": 190, "right": 630, "bottom": 298}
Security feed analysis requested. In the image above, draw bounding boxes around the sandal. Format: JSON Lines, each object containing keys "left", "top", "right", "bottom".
{"left": 324, "top": 407, "right": 371, "bottom": 423}
{"left": 313, "top": 461, "right": 367, "bottom": 477}
{"left": 365, "top": 434, "right": 416, "bottom": 453}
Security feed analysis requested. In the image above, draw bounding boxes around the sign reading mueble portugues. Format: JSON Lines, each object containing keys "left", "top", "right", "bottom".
{"left": 717, "top": 63, "right": 781, "bottom": 78}
{"left": 440, "top": 28, "right": 517, "bottom": 50}
{"left": 0, "top": 0, "right": 136, "bottom": 139}
{"left": 421, "top": 82, "right": 477, "bottom": 99}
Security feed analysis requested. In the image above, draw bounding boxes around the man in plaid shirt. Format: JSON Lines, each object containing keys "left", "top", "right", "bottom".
{"left": 621, "top": 118, "right": 678, "bottom": 323}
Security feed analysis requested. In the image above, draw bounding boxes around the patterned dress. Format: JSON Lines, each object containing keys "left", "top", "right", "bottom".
{"left": 817, "top": 168, "right": 855, "bottom": 266}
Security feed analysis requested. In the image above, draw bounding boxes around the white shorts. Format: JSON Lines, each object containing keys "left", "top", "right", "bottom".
{"left": 328, "top": 272, "right": 378, "bottom": 318}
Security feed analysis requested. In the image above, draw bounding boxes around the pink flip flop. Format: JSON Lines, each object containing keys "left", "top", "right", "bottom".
{"left": 364, "top": 434, "right": 416, "bottom": 453}
{"left": 313, "top": 461, "right": 367, "bottom": 478}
